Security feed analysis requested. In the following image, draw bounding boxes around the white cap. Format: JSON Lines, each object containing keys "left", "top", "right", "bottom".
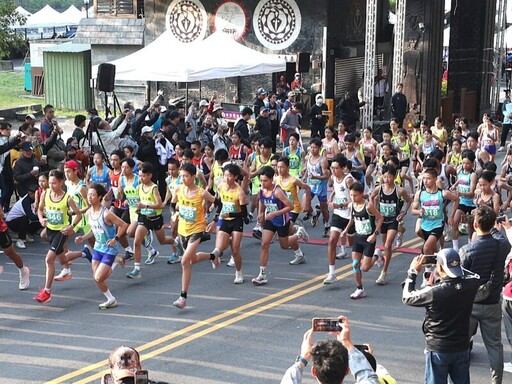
{"left": 141, "top": 126, "right": 153, "bottom": 134}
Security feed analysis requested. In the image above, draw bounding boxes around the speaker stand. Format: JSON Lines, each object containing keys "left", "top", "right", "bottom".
{"left": 103, "top": 91, "right": 122, "bottom": 120}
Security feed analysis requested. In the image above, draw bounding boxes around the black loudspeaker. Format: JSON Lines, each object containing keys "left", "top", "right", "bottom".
{"left": 296, "top": 52, "right": 310, "bottom": 73}
{"left": 97, "top": 63, "right": 116, "bottom": 92}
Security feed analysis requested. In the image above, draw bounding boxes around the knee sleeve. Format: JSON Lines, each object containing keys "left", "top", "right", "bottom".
{"left": 352, "top": 259, "right": 361, "bottom": 273}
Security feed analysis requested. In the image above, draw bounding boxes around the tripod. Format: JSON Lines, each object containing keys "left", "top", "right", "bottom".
{"left": 81, "top": 116, "right": 112, "bottom": 169}
{"left": 103, "top": 90, "right": 122, "bottom": 120}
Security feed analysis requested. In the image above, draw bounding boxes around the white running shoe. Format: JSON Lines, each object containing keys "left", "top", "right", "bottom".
{"left": 289, "top": 254, "right": 306, "bottom": 265}
{"left": 374, "top": 249, "right": 384, "bottom": 269}
{"left": 323, "top": 274, "right": 337, "bottom": 284}
{"left": 444, "top": 226, "right": 452, "bottom": 242}
{"left": 376, "top": 272, "right": 387, "bottom": 285}
{"left": 99, "top": 298, "right": 117, "bottom": 310}
{"left": 498, "top": 146, "right": 506, "bottom": 152}
{"left": 15, "top": 239, "right": 26, "bottom": 249}
{"left": 350, "top": 287, "right": 367, "bottom": 299}
{"left": 233, "top": 273, "right": 244, "bottom": 284}
{"left": 173, "top": 296, "right": 187, "bottom": 309}
{"left": 251, "top": 273, "right": 268, "bottom": 286}
{"left": 394, "top": 232, "right": 403, "bottom": 248}
{"left": 227, "top": 256, "right": 235, "bottom": 267}
{"left": 19, "top": 266, "right": 30, "bottom": 290}
{"left": 296, "top": 226, "right": 309, "bottom": 242}
{"left": 336, "top": 246, "right": 347, "bottom": 259}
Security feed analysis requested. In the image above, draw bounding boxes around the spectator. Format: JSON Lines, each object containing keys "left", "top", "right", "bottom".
{"left": 277, "top": 75, "right": 290, "bottom": 92}
{"left": 0, "top": 122, "right": 22, "bottom": 211}
{"left": 45, "top": 129, "right": 66, "bottom": 170}
{"left": 390, "top": 83, "right": 407, "bottom": 127}
{"left": 72, "top": 114, "right": 87, "bottom": 144}
{"left": 276, "top": 84, "right": 287, "bottom": 104}
{"left": 97, "top": 116, "right": 129, "bottom": 156}
{"left": 254, "top": 107, "right": 272, "bottom": 140}
{"left": 211, "top": 104, "right": 227, "bottom": 129}
{"left": 266, "top": 93, "right": 283, "bottom": 151}
{"left": 335, "top": 92, "right": 365, "bottom": 132}
{"left": 280, "top": 315, "right": 379, "bottom": 383}
{"left": 291, "top": 73, "right": 303, "bottom": 92}
{"left": 234, "top": 106, "right": 252, "bottom": 144}
{"left": 402, "top": 249, "right": 480, "bottom": 384}
{"left": 309, "top": 94, "right": 329, "bottom": 138}
{"left": 13, "top": 142, "right": 41, "bottom": 198}
{"left": 106, "top": 345, "right": 142, "bottom": 384}
{"left": 136, "top": 126, "right": 159, "bottom": 183}
{"left": 58, "top": 145, "right": 85, "bottom": 179}
{"left": 253, "top": 88, "right": 267, "bottom": 116}
{"left": 24, "top": 114, "right": 37, "bottom": 130}
{"left": 283, "top": 91, "right": 296, "bottom": 112}
{"left": 197, "top": 115, "right": 216, "bottom": 149}
{"left": 500, "top": 216, "right": 512, "bottom": 373}
{"left": 280, "top": 103, "right": 303, "bottom": 144}
{"left": 213, "top": 125, "right": 231, "bottom": 154}
{"left": 6, "top": 184, "right": 41, "bottom": 248}
{"left": 40, "top": 104, "right": 56, "bottom": 142}
{"left": 461, "top": 205, "right": 511, "bottom": 384}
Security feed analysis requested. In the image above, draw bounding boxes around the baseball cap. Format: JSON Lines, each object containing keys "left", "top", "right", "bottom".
{"left": 64, "top": 160, "right": 78, "bottom": 170}
{"left": 257, "top": 87, "right": 267, "bottom": 95}
{"left": 199, "top": 99, "right": 209, "bottom": 107}
{"left": 108, "top": 346, "right": 141, "bottom": 381}
{"left": 20, "top": 142, "right": 33, "bottom": 151}
{"left": 64, "top": 144, "right": 78, "bottom": 152}
{"left": 436, "top": 248, "right": 463, "bottom": 278}
{"left": 212, "top": 104, "right": 224, "bottom": 112}
{"left": 260, "top": 106, "right": 269, "bottom": 113}
{"left": 287, "top": 91, "right": 296, "bottom": 97}
{"left": 160, "top": 106, "right": 168, "bottom": 113}
{"left": 25, "top": 114, "right": 36, "bottom": 120}
{"left": 141, "top": 126, "right": 153, "bottom": 134}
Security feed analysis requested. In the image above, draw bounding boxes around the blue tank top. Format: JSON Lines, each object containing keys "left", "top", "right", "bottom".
{"left": 88, "top": 207, "right": 119, "bottom": 255}
{"left": 457, "top": 170, "right": 475, "bottom": 207}
{"left": 307, "top": 156, "right": 328, "bottom": 195}
{"left": 260, "top": 185, "right": 288, "bottom": 227}
{"left": 419, "top": 189, "right": 444, "bottom": 231}
{"left": 90, "top": 165, "right": 111, "bottom": 189}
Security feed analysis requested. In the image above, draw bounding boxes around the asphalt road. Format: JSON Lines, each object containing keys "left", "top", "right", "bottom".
{"left": 0, "top": 203, "right": 511, "bottom": 383}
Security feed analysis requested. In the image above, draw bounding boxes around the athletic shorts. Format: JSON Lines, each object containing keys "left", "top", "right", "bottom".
{"left": 179, "top": 232, "right": 202, "bottom": 249}
{"left": 381, "top": 221, "right": 399, "bottom": 233}
{"left": 331, "top": 214, "right": 354, "bottom": 235}
{"left": 352, "top": 235, "right": 376, "bottom": 257}
{"left": 421, "top": 225, "right": 444, "bottom": 241}
{"left": 310, "top": 191, "right": 328, "bottom": 203}
{"left": 399, "top": 158, "right": 410, "bottom": 169}
{"left": 364, "top": 156, "right": 372, "bottom": 167}
{"left": 113, "top": 206, "right": 130, "bottom": 224}
{"left": 263, "top": 219, "right": 290, "bottom": 237}
{"left": 47, "top": 228, "right": 68, "bottom": 255}
{"left": 0, "top": 230, "right": 12, "bottom": 249}
{"left": 219, "top": 217, "right": 244, "bottom": 235}
{"left": 458, "top": 204, "right": 475, "bottom": 215}
{"left": 138, "top": 214, "right": 164, "bottom": 231}
{"left": 484, "top": 144, "right": 496, "bottom": 155}
{"left": 92, "top": 249, "right": 116, "bottom": 267}
{"left": 290, "top": 212, "right": 299, "bottom": 223}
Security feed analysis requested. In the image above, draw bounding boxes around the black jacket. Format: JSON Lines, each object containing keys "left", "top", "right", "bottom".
{"left": 461, "top": 228, "right": 511, "bottom": 304}
{"left": 13, "top": 155, "right": 40, "bottom": 196}
{"left": 254, "top": 115, "right": 272, "bottom": 138}
{"left": 402, "top": 271, "right": 479, "bottom": 353}
{"left": 391, "top": 92, "right": 407, "bottom": 120}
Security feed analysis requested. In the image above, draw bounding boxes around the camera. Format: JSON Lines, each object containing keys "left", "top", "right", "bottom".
{"left": 312, "top": 318, "right": 343, "bottom": 332}
{"left": 422, "top": 255, "right": 437, "bottom": 265}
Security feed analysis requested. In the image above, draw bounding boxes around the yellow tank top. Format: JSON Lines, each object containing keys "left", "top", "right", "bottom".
{"left": 411, "top": 130, "right": 424, "bottom": 146}
{"left": 276, "top": 175, "right": 301, "bottom": 213}
{"left": 177, "top": 186, "right": 206, "bottom": 236}
{"left": 212, "top": 161, "right": 224, "bottom": 193}
{"left": 138, "top": 183, "right": 162, "bottom": 216}
{"left": 219, "top": 183, "right": 241, "bottom": 221}
{"left": 44, "top": 191, "right": 70, "bottom": 230}
{"left": 432, "top": 127, "right": 446, "bottom": 147}
{"left": 450, "top": 152, "right": 462, "bottom": 167}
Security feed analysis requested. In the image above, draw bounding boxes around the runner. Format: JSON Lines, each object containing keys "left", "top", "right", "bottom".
{"left": 86, "top": 152, "right": 111, "bottom": 189}
{"left": 369, "top": 164, "right": 411, "bottom": 285}
{"left": 127, "top": 162, "right": 179, "bottom": 278}
{"left": 321, "top": 126, "right": 340, "bottom": 160}
{"left": 35, "top": 169, "right": 83, "bottom": 304}
{"left": 208, "top": 163, "right": 248, "bottom": 284}
{"left": 395, "top": 128, "right": 415, "bottom": 193}
{"left": 172, "top": 163, "right": 220, "bottom": 309}
{"left": 252, "top": 166, "right": 306, "bottom": 286}
{"left": 162, "top": 158, "right": 184, "bottom": 264}
{"left": 324, "top": 155, "right": 354, "bottom": 284}
{"left": 75, "top": 184, "right": 128, "bottom": 309}
{"left": 339, "top": 182, "right": 383, "bottom": 299}
{"left": 282, "top": 132, "right": 305, "bottom": 178}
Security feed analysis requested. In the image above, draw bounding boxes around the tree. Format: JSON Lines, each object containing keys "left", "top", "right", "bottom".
{"left": 0, "top": 0, "right": 26, "bottom": 59}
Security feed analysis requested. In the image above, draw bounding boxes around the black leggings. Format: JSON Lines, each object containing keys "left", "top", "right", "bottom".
{"left": 7, "top": 216, "right": 42, "bottom": 240}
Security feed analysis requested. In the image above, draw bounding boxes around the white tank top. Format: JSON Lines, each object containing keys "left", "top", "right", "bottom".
{"left": 332, "top": 173, "right": 354, "bottom": 219}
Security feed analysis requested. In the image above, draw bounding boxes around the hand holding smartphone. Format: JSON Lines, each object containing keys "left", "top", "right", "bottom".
{"left": 422, "top": 255, "right": 437, "bottom": 265}
{"left": 134, "top": 370, "right": 149, "bottom": 384}
{"left": 312, "top": 318, "right": 343, "bottom": 332}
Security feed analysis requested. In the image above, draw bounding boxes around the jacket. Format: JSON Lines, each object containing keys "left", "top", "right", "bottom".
{"left": 13, "top": 155, "right": 40, "bottom": 196}
{"left": 402, "top": 270, "right": 479, "bottom": 353}
{"left": 461, "top": 228, "right": 511, "bottom": 304}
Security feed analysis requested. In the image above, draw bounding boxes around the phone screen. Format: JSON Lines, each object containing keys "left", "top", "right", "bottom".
{"left": 134, "top": 370, "right": 149, "bottom": 384}
{"left": 422, "top": 255, "right": 437, "bottom": 265}
{"left": 312, "top": 318, "right": 343, "bottom": 332}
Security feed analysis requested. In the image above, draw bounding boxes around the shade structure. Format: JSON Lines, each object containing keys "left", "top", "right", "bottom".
{"left": 95, "top": 31, "right": 286, "bottom": 82}
{"left": 60, "top": 5, "right": 84, "bottom": 25}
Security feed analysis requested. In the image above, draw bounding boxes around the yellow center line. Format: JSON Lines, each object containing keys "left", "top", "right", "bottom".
{"left": 49, "top": 238, "right": 422, "bottom": 383}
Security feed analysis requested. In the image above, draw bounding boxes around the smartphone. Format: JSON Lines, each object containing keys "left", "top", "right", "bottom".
{"left": 497, "top": 215, "right": 507, "bottom": 223}
{"left": 312, "top": 318, "right": 343, "bottom": 332}
{"left": 134, "top": 370, "right": 149, "bottom": 384}
{"left": 354, "top": 344, "right": 369, "bottom": 352}
{"left": 422, "top": 255, "right": 437, "bottom": 265}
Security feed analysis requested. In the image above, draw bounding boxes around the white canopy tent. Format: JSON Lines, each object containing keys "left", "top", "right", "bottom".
{"left": 94, "top": 31, "right": 286, "bottom": 82}
{"left": 60, "top": 5, "right": 85, "bottom": 25}
{"left": 17, "top": 4, "right": 82, "bottom": 29}
{"left": 15, "top": 6, "right": 32, "bottom": 17}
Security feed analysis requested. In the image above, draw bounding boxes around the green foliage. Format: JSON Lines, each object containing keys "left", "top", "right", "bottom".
{"left": 14, "top": 0, "right": 84, "bottom": 13}
{"left": 0, "top": 0, "right": 27, "bottom": 59}
{"left": 0, "top": 71, "right": 36, "bottom": 108}
{"left": 441, "top": 79, "right": 448, "bottom": 98}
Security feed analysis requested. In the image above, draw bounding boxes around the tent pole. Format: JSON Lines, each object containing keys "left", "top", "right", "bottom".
{"left": 186, "top": 82, "right": 189, "bottom": 109}
{"left": 199, "top": 81, "right": 202, "bottom": 99}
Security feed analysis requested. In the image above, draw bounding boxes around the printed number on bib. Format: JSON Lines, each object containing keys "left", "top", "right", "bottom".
{"left": 355, "top": 219, "right": 372, "bottom": 235}
{"left": 179, "top": 205, "right": 197, "bottom": 223}
{"left": 46, "top": 210, "right": 64, "bottom": 225}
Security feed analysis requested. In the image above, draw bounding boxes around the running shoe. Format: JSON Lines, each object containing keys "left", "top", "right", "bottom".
{"left": 99, "top": 298, "right": 117, "bottom": 310}
{"left": 444, "top": 226, "right": 452, "bottom": 242}
{"left": 82, "top": 245, "right": 93, "bottom": 262}
{"left": 19, "top": 266, "right": 30, "bottom": 290}
{"left": 252, "top": 228, "right": 262, "bottom": 240}
{"left": 167, "top": 253, "right": 181, "bottom": 264}
{"left": 144, "top": 249, "right": 160, "bottom": 265}
{"left": 504, "top": 362, "right": 512, "bottom": 373}
{"left": 336, "top": 246, "right": 347, "bottom": 260}
{"left": 173, "top": 296, "right": 187, "bottom": 309}
{"left": 350, "top": 288, "right": 367, "bottom": 299}
{"left": 34, "top": 288, "right": 51, "bottom": 303}
{"left": 296, "top": 226, "right": 309, "bottom": 242}
{"left": 498, "top": 146, "right": 506, "bottom": 152}
{"left": 248, "top": 212, "right": 254, "bottom": 222}
{"left": 303, "top": 212, "right": 312, "bottom": 221}
{"left": 289, "top": 254, "right": 306, "bottom": 265}
{"left": 252, "top": 273, "right": 268, "bottom": 286}
{"left": 374, "top": 249, "right": 384, "bottom": 269}
{"left": 322, "top": 226, "right": 330, "bottom": 238}
{"left": 211, "top": 252, "right": 221, "bottom": 269}
{"left": 234, "top": 273, "right": 244, "bottom": 284}
{"left": 458, "top": 223, "right": 468, "bottom": 235}
{"left": 123, "top": 251, "right": 134, "bottom": 261}
{"left": 311, "top": 210, "right": 320, "bottom": 227}
{"left": 143, "top": 230, "right": 153, "bottom": 248}
{"left": 54, "top": 270, "right": 72, "bottom": 281}
{"left": 176, "top": 238, "right": 184, "bottom": 257}
{"left": 15, "top": 239, "right": 26, "bottom": 249}
{"left": 227, "top": 256, "right": 235, "bottom": 267}
{"left": 394, "top": 232, "right": 404, "bottom": 248}
{"left": 25, "top": 234, "right": 34, "bottom": 242}
{"left": 126, "top": 268, "right": 141, "bottom": 279}
{"left": 323, "top": 274, "right": 337, "bottom": 284}
{"left": 376, "top": 272, "right": 387, "bottom": 285}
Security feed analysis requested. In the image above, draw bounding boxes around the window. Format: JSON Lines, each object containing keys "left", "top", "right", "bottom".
{"left": 96, "top": 0, "right": 143, "bottom": 18}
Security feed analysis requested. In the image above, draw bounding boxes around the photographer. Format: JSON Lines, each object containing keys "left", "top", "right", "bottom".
{"left": 460, "top": 205, "right": 511, "bottom": 384}
{"left": 402, "top": 249, "right": 480, "bottom": 383}
{"left": 97, "top": 115, "right": 129, "bottom": 156}
{"left": 280, "top": 316, "right": 379, "bottom": 384}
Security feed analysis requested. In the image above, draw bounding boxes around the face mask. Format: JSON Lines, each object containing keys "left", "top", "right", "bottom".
{"left": 68, "top": 153, "right": 77, "bottom": 159}
{"left": 316, "top": 99, "right": 323, "bottom": 106}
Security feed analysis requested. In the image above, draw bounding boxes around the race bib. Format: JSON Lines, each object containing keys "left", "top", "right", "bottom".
{"left": 309, "top": 176, "right": 321, "bottom": 185}
{"left": 355, "top": 219, "right": 372, "bottom": 235}
{"left": 46, "top": 210, "right": 64, "bottom": 225}
{"left": 423, "top": 205, "right": 441, "bottom": 219}
{"left": 126, "top": 196, "right": 140, "bottom": 207}
{"left": 289, "top": 158, "right": 300, "bottom": 169}
{"left": 265, "top": 203, "right": 279, "bottom": 214}
{"left": 379, "top": 202, "right": 396, "bottom": 217}
{"left": 334, "top": 196, "right": 348, "bottom": 208}
{"left": 221, "top": 202, "right": 237, "bottom": 214}
{"left": 179, "top": 205, "right": 197, "bottom": 223}
{"left": 458, "top": 184, "right": 470, "bottom": 194}
{"left": 140, "top": 206, "right": 156, "bottom": 216}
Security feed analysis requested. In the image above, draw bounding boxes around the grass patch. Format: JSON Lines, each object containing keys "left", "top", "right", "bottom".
{"left": 0, "top": 71, "right": 39, "bottom": 108}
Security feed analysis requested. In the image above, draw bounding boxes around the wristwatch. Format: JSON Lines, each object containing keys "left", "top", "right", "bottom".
{"left": 295, "top": 356, "right": 308, "bottom": 367}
